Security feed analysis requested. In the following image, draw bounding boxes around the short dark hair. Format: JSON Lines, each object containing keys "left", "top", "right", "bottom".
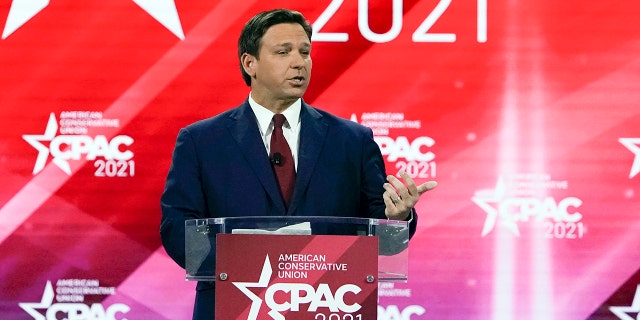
{"left": 238, "top": 9, "right": 313, "bottom": 86}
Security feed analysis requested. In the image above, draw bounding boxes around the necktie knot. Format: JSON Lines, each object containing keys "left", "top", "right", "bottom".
{"left": 273, "top": 114, "right": 286, "bottom": 129}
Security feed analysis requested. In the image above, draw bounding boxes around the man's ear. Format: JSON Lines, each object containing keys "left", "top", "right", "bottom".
{"left": 241, "top": 53, "right": 256, "bottom": 78}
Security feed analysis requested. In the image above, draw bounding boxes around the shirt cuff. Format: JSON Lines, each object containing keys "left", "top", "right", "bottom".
{"left": 404, "top": 208, "right": 415, "bottom": 222}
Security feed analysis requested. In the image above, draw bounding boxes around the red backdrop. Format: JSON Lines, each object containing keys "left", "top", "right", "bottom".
{"left": 1, "top": 0, "right": 639, "bottom": 319}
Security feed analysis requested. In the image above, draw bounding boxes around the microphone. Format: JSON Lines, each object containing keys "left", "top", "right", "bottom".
{"left": 271, "top": 152, "right": 283, "bottom": 166}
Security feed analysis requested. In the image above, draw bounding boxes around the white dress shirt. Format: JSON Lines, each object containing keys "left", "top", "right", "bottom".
{"left": 248, "top": 95, "right": 301, "bottom": 171}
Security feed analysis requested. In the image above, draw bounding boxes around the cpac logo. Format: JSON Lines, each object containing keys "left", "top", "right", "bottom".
{"left": 374, "top": 136, "right": 435, "bottom": 162}
{"left": 19, "top": 281, "right": 130, "bottom": 320}
{"left": 619, "top": 138, "right": 640, "bottom": 179}
{"left": 472, "top": 176, "right": 583, "bottom": 236}
{"left": 234, "top": 255, "right": 362, "bottom": 320}
{"left": 378, "top": 305, "right": 426, "bottom": 320}
{"left": 2, "top": 0, "right": 184, "bottom": 40}
{"left": 23, "top": 113, "right": 134, "bottom": 175}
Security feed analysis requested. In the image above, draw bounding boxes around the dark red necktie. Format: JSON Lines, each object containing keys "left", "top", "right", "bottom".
{"left": 270, "top": 114, "right": 296, "bottom": 206}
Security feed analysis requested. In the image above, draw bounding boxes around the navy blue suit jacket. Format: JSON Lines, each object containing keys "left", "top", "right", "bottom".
{"left": 160, "top": 100, "right": 417, "bottom": 319}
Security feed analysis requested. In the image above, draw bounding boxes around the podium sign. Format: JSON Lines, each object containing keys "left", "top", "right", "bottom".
{"left": 215, "top": 234, "right": 378, "bottom": 320}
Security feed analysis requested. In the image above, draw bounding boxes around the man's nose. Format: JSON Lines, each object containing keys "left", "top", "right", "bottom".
{"left": 290, "top": 53, "right": 305, "bottom": 68}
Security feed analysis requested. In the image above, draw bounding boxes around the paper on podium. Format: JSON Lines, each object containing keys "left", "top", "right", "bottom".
{"left": 231, "top": 222, "right": 311, "bottom": 235}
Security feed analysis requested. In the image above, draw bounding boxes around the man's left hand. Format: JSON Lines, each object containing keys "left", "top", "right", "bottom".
{"left": 383, "top": 171, "right": 438, "bottom": 221}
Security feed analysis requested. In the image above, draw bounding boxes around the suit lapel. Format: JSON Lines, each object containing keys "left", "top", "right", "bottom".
{"left": 288, "top": 103, "right": 328, "bottom": 215}
{"left": 227, "top": 102, "right": 286, "bottom": 213}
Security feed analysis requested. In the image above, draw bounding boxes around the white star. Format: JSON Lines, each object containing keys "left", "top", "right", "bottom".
{"left": 609, "top": 284, "right": 640, "bottom": 320}
{"left": 22, "top": 113, "right": 72, "bottom": 175}
{"left": 1, "top": 0, "right": 48, "bottom": 39}
{"left": 232, "top": 255, "right": 273, "bottom": 320}
{"left": 2, "top": 0, "right": 184, "bottom": 40}
{"left": 620, "top": 138, "right": 640, "bottom": 179}
{"left": 19, "top": 281, "right": 54, "bottom": 320}
{"left": 471, "top": 176, "right": 520, "bottom": 236}
{"left": 132, "top": 0, "right": 184, "bottom": 39}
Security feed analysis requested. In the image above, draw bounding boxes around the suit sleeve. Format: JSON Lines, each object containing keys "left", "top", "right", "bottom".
{"left": 160, "top": 128, "right": 207, "bottom": 268}
{"left": 360, "top": 127, "right": 419, "bottom": 237}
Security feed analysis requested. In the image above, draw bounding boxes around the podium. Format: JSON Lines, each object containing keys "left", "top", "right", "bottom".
{"left": 185, "top": 216, "right": 409, "bottom": 319}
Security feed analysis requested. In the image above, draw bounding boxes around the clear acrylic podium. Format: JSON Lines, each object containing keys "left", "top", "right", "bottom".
{"left": 185, "top": 216, "right": 410, "bottom": 282}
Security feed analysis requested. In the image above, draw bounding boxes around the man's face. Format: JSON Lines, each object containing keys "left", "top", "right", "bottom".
{"left": 244, "top": 23, "right": 312, "bottom": 108}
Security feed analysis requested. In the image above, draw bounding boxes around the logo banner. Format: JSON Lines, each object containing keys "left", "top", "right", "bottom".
{"left": 215, "top": 234, "right": 378, "bottom": 320}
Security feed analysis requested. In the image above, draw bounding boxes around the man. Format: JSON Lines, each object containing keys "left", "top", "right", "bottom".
{"left": 160, "top": 8, "right": 437, "bottom": 319}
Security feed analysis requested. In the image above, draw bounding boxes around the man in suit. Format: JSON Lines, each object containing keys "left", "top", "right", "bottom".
{"left": 160, "top": 8, "right": 437, "bottom": 319}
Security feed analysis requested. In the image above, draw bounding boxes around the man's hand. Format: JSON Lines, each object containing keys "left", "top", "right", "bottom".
{"left": 383, "top": 171, "right": 438, "bottom": 221}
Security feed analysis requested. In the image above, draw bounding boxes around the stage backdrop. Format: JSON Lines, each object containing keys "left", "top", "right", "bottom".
{"left": 1, "top": 0, "right": 639, "bottom": 319}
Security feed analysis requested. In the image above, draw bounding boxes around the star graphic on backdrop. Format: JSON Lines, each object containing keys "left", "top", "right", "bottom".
{"left": 471, "top": 176, "right": 520, "bottom": 237}
{"left": 19, "top": 281, "right": 54, "bottom": 320}
{"left": 609, "top": 284, "right": 640, "bottom": 320}
{"left": 619, "top": 138, "right": 640, "bottom": 179}
{"left": 232, "top": 255, "right": 273, "bottom": 320}
{"left": 22, "top": 113, "right": 72, "bottom": 175}
{"left": 2, "top": 0, "right": 184, "bottom": 40}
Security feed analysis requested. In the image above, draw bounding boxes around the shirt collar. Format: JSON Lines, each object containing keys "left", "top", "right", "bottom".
{"left": 248, "top": 94, "right": 301, "bottom": 135}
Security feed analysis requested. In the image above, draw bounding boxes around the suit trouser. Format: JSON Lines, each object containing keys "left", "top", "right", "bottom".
{"left": 193, "top": 283, "right": 215, "bottom": 320}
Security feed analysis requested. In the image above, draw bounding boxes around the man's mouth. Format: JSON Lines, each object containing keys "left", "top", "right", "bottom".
{"left": 289, "top": 76, "right": 306, "bottom": 85}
